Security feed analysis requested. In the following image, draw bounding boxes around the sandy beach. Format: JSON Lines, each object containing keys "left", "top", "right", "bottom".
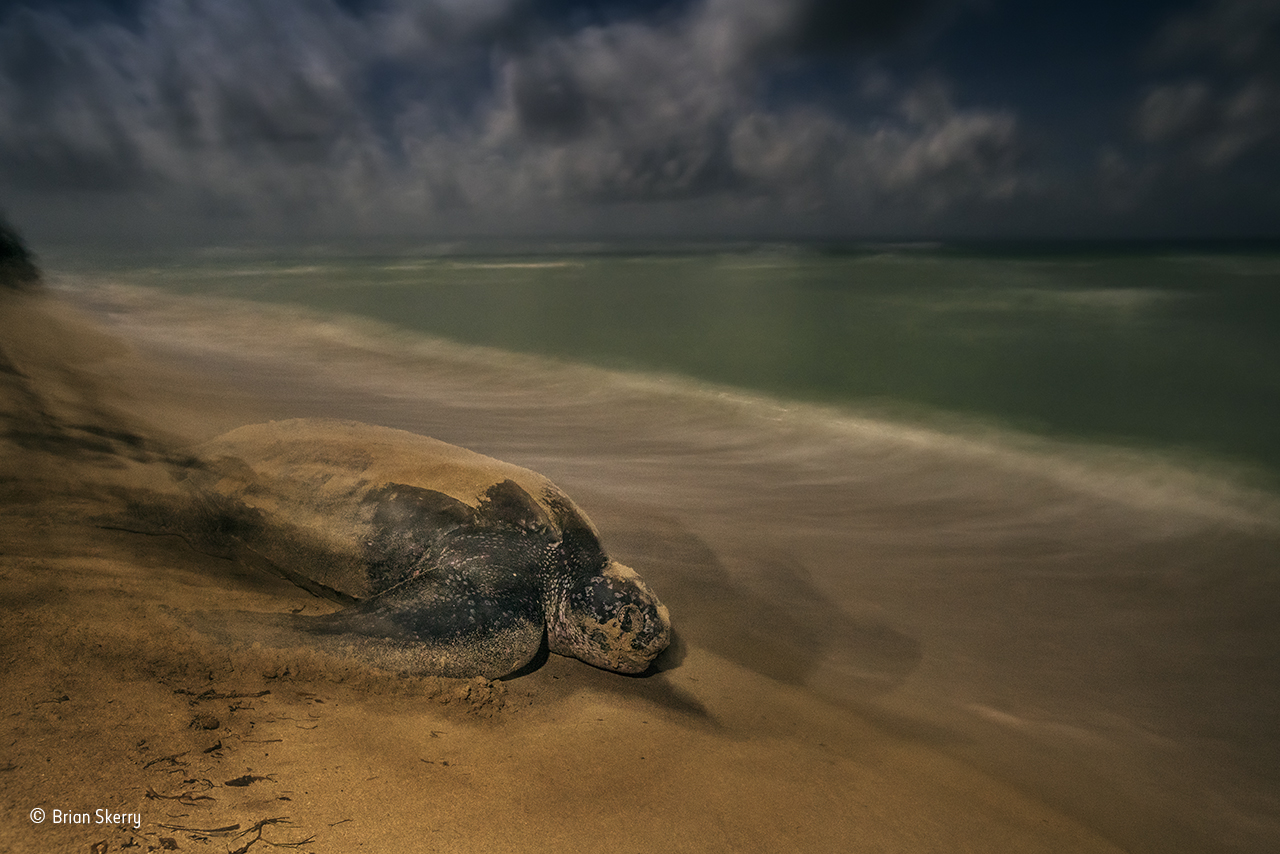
{"left": 2, "top": 282, "right": 1277, "bottom": 854}
{"left": 4, "top": 0, "right": 1280, "bottom": 848}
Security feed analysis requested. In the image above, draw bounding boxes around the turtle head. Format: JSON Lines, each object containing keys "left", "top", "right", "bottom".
{"left": 548, "top": 560, "right": 672, "bottom": 674}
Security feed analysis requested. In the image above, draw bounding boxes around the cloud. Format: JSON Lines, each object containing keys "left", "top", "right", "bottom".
{"left": 0, "top": 0, "right": 445, "bottom": 232}
{"left": 456, "top": 1, "right": 1021, "bottom": 219}
{"left": 1129, "top": 0, "right": 1280, "bottom": 169}
{"left": 1134, "top": 81, "right": 1213, "bottom": 144}
{"left": 728, "top": 82, "right": 1019, "bottom": 218}
{"left": 1150, "top": 0, "right": 1280, "bottom": 67}
{"left": 0, "top": 0, "right": 1022, "bottom": 240}
{"left": 1078, "top": 0, "right": 1280, "bottom": 231}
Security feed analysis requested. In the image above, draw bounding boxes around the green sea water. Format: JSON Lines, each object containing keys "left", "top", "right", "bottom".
{"left": 53, "top": 240, "right": 1280, "bottom": 485}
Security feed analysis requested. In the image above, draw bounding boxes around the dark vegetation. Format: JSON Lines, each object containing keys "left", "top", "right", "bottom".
{"left": 0, "top": 216, "right": 40, "bottom": 289}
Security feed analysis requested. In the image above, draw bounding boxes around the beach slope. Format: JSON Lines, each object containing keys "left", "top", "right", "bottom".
{"left": 0, "top": 288, "right": 1127, "bottom": 853}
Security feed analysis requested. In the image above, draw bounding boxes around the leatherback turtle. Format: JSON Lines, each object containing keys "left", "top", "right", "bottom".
{"left": 185, "top": 418, "right": 671, "bottom": 678}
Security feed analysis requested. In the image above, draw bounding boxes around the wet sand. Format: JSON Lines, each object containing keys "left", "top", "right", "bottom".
{"left": 2, "top": 285, "right": 1277, "bottom": 852}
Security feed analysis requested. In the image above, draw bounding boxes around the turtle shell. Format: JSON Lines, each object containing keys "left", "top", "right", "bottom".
{"left": 191, "top": 418, "right": 600, "bottom": 602}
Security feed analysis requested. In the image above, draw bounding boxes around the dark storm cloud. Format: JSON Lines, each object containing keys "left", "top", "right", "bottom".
{"left": 506, "top": 48, "right": 593, "bottom": 139}
{"left": 3, "top": 0, "right": 1272, "bottom": 241}
{"left": 0, "top": 0, "right": 1027, "bottom": 239}
{"left": 481, "top": 0, "right": 1019, "bottom": 212}
{"left": 1138, "top": 0, "right": 1280, "bottom": 165}
{"left": 0, "top": 9, "right": 151, "bottom": 190}
{"left": 483, "top": 0, "right": 1019, "bottom": 213}
{"left": 1092, "top": 0, "right": 1280, "bottom": 230}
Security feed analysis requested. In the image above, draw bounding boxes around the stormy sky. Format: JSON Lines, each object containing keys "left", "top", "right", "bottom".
{"left": 2, "top": 0, "right": 1278, "bottom": 244}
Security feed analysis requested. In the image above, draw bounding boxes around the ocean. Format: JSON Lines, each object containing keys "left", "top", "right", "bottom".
{"left": 50, "top": 240, "right": 1280, "bottom": 485}
{"left": 41, "top": 240, "right": 1280, "bottom": 852}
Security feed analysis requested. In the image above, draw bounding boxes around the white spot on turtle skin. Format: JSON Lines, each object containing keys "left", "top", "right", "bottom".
{"left": 547, "top": 560, "right": 672, "bottom": 674}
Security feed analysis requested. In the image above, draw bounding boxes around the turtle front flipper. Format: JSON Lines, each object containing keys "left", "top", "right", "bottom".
{"left": 297, "top": 529, "right": 549, "bottom": 679}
